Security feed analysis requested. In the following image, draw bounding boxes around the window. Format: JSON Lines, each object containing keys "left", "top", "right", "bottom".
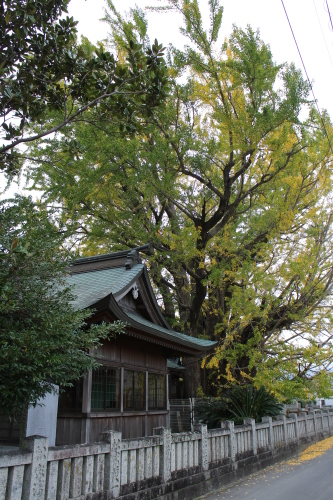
{"left": 148, "top": 374, "right": 166, "bottom": 410}
{"left": 91, "top": 367, "right": 120, "bottom": 411}
{"left": 124, "top": 370, "right": 145, "bottom": 410}
{"left": 58, "top": 379, "right": 83, "bottom": 412}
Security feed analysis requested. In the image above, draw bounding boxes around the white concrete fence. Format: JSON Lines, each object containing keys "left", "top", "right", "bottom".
{"left": 1, "top": 409, "right": 333, "bottom": 499}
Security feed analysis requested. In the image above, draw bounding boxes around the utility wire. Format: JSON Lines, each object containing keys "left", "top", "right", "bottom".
{"left": 325, "top": 0, "right": 333, "bottom": 31}
{"left": 313, "top": 0, "right": 333, "bottom": 71}
{"left": 280, "top": 0, "right": 333, "bottom": 157}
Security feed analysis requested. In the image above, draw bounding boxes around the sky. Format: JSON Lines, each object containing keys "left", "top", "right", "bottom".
{"left": 67, "top": 0, "right": 333, "bottom": 117}
{"left": 3, "top": 0, "right": 333, "bottom": 197}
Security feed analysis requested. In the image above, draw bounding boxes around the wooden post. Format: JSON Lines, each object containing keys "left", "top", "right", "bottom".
{"left": 145, "top": 371, "right": 149, "bottom": 436}
{"left": 120, "top": 367, "right": 124, "bottom": 413}
{"left": 166, "top": 375, "right": 170, "bottom": 429}
{"left": 81, "top": 370, "right": 92, "bottom": 443}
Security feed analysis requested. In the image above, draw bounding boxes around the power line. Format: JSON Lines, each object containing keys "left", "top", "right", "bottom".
{"left": 325, "top": 0, "right": 333, "bottom": 32}
{"left": 313, "top": 0, "right": 333, "bottom": 71}
{"left": 280, "top": 0, "right": 333, "bottom": 157}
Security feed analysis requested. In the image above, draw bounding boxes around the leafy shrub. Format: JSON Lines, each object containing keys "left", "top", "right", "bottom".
{"left": 195, "top": 385, "right": 283, "bottom": 428}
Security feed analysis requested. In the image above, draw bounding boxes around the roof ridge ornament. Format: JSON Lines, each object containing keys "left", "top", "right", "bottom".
{"left": 125, "top": 244, "right": 151, "bottom": 269}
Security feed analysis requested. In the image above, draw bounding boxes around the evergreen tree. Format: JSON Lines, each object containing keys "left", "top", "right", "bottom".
{"left": 0, "top": 197, "right": 125, "bottom": 417}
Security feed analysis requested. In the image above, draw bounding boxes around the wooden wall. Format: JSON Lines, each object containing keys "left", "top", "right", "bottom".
{"left": 56, "top": 334, "right": 169, "bottom": 445}
{"left": 94, "top": 334, "right": 167, "bottom": 370}
{"left": 56, "top": 412, "right": 168, "bottom": 444}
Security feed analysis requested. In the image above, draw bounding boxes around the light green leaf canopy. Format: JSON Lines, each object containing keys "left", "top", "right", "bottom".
{"left": 23, "top": 0, "right": 333, "bottom": 401}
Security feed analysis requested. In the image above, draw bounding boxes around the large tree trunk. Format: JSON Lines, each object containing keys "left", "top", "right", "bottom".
{"left": 182, "top": 357, "right": 202, "bottom": 398}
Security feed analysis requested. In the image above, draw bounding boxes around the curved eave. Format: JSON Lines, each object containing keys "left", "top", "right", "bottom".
{"left": 87, "top": 294, "right": 217, "bottom": 355}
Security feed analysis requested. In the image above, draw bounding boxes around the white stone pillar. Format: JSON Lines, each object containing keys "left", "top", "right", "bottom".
{"left": 221, "top": 421, "right": 235, "bottom": 462}
{"left": 193, "top": 423, "right": 208, "bottom": 470}
{"left": 300, "top": 411, "right": 309, "bottom": 438}
{"left": 320, "top": 409, "right": 324, "bottom": 432}
{"left": 26, "top": 385, "right": 59, "bottom": 446}
{"left": 289, "top": 413, "right": 299, "bottom": 442}
{"left": 244, "top": 418, "right": 257, "bottom": 455}
{"left": 308, "top": 411, "right": 316, "bottom": 435}
{"left": 22, "top": 436, "right": 48, "bottom": 500}
{"left": 101, "top": 430, "right": 122, "bottom": 497}
{"left": 262, "top": 416, "right": 273, "bottom": 450}
{"left": 276, "top": 415, "right": 287, "bottom": 445}
{"left": 153, "top": 427, "right": 171, "bottom": 482}
{"left": 323, "top": 409, "right": 330, "bottom": 433}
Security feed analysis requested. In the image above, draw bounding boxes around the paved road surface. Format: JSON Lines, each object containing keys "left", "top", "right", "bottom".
{"left": 198, "top": 447, "right": 333, "bottom": 500}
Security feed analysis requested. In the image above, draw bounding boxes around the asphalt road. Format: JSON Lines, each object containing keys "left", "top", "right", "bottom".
{"left": 198, "top": 446, "right": 333, "bottom": 500}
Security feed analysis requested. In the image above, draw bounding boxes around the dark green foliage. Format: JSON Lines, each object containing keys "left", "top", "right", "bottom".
{"left": 0, "top": 197, "right": 125, "bottom": 416}
{"left": 0, "top": 0, "right": 168, "bottom": 174}
{"left": 195, "top": 386, "right": 283, "bottom": 428}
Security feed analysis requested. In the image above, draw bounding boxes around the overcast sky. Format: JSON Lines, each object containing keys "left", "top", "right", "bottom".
{"left": 68, "top": 0, "right": 333, "bottom": 117}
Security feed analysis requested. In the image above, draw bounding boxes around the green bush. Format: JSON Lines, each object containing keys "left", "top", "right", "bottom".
{"left": 195, "top": 385, "right": 283, "bottom": 428}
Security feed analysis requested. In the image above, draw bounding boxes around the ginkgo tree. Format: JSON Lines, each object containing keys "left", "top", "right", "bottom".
{"left": 24, "top": 0, "right": 333, "bottom": 400}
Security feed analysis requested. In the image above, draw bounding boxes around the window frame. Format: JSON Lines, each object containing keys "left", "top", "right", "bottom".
{"left": 148, "top": 373, "right": 166, "bottom": 410}
{"left": 123, "top": 369, "right": 146, "bottom": 411}
{"left": 90, "top": 366, "right": 121, "bottom": 412}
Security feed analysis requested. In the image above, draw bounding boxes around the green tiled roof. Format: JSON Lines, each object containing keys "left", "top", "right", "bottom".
{"left": 167, "top": 359, "right": 186, "bottom": 370}
{"left": 68, "top": 264, "right": 144, "bottom": 310}
{"left": 66, "top": 257, "right": 216, "bottom": 352}
{"left": 126, "top": 312, "right": 216, "bottom": 350}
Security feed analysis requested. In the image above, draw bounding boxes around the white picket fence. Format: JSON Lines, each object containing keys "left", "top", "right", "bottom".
{"left": 1, "top": 409, "right": 333, "bottom": 499}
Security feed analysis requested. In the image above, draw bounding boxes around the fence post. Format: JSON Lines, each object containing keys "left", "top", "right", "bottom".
{"left": 323, "top": 409, "right": 330, "bottom": 433}
{"left": 193, "top": 423, "right": 208, "bottom": 471}
{"left": 243, "top": 418, "right": 257, "bottom": 455}
{"left": 221, "top": 421, "right": 235, "bottom": 463}
{"left": 276, "top": 415, "right": 288, "bottom": 445}
{"left": 308, "top": 411, "right": 316, "bottom": 436}
{"left": 329, "top": 409, "right": 333, "bottom": 433}
{"left": 22, "top": 435, "right": 48, "bottom": 500}
{"left": 299, "top": 412, "right": 309, "bottom": 438}
{"left": 100, "top": 430, "right": 122, "bottom": 497}
{"left": 261, "top": 417, "right": 273, "bottom": 450}
{"left": 320, "top": 410, "right": 324, "bottom": 433}
{"left": 153, "top": 427, "right": 171, "bottom": 482}
{"left": 289, "top": 413, "right": 299, "bottom": 442}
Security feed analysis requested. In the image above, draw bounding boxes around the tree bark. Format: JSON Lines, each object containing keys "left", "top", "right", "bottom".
{"left": 182, "top": 357, "right": 202, "bottom": 398}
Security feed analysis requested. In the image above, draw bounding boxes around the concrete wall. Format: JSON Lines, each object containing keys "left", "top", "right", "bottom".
{"left": 1, "top": 408, "right": 333, "bottom": 500}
